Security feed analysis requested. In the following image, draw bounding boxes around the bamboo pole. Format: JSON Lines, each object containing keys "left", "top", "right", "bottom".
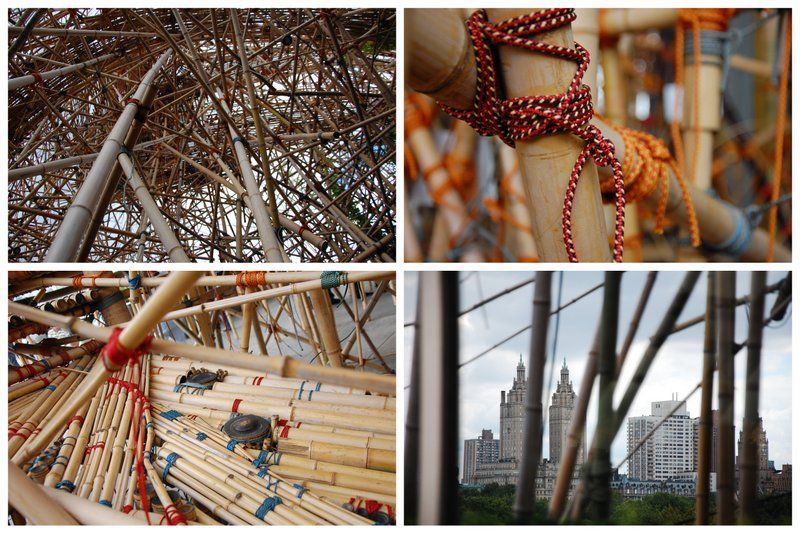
{"left": 8, "top": 50, "right": 120, "bottom": 91}
{"left": 118, "top": 151, "right": 191, "bottom": 262}
{"left": 513, "top": 272, "right": 551, "bottom": 523}
{"left": 309, "top": 289, "right": 344, "bottom": 367}
{"left": 8, "top": 461, "right": 79, "bottom": 525}
{"left": 715, "top": 271, "right": 736, "bottom": 524}
{"left": 739, "top": 271, "right": 766, "bottom": 524}
{"left": 12, "top": 271, "right": 201, "bottom": 465}
{"left": 586, "top": 272, "right": 621, "bottom": 521}
{"left": 44, "top": 50, "right": 172, "bottom": 262}
{"left": 8, "top": 302, "right": 395, "bottom": 395}
{"left": 416, "top": 272, "right": 459, "bottom": 525}
{"left": 695, "top": 272, "right": 716, "bottom": 524}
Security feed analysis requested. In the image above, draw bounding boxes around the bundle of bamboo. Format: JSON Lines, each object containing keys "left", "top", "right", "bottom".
{"left": 8, "top": 270, "right": 396, "bottom": 525}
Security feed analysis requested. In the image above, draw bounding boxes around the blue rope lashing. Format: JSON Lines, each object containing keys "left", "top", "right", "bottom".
{"left": 297, "top": 380, "right": 306, "bottom": 400}
{"left": 196, "top": 432, "right": 207, "bottom": 441}
{"left": 293, "top": 483, "right": 306, "bottom": 497}
{"left": 307, "top": 389, "right": 314, "bottom": 401}
{"left": 320, "top": 271, "right": 347, "bottom": 289}
{"left": 227, "top": 439, "right": 238, "bottom": 451}
{"left": 162, "top": 452, "right": 180, "bottom": 482}
{"left": 255, "top": 496, "right": 281, "bottom": 519}
{"left": 258, "top": 466, "right": 270, "bottom": 478}
{"left": 266, "top": 478, "right": 280, "bottom": 492}
{"left": 44, "top": 384, "right": 57, "bottom": 391}
{"left": 159, "top": 409, "right": 182, "bottom": 421}
{"left": 145, "top": 422, "right": 155, "bottom": 430}
{"left": 55, "top": 480, "right": 75, "bottom": 492}
{"left": 315, "top": 382, "right": 322, "bottom": 391}
{"left": 174, "top": 382, "right": 209, "bottom": 394}
{"left": 253, "top": 450, "right": 269, "bottom": 466}
{"left": 267, "top": 451, "right": 282, "bottom": 465}
{"left": 99, "top": 500, "right": 113, "bottom": 508}
{"left": 127, "top": 275, "right": 142, "bottom": 290}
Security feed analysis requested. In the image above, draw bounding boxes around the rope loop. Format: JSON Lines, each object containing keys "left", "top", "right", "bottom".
{"left": 438, "top": 9, "right": 626, "bottom": 262}
{"left": 235, "top": 271, "right": 267, "bottom": 287}
{"left": 162, "top": 451, "right": 180, "bottom": 482}
{"left": 100, "top": 327, "right": 153, "bottom": 372}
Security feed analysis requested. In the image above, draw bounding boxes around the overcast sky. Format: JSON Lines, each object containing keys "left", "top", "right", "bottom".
{"left": 405, "top": 271, "right": 792, "bottom": 475}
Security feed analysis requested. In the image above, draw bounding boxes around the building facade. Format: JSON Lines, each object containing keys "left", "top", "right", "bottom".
{"left": 499, "top": 356, "right": 527, "bottom": 462}
{"left": 472, "top": 357, "right": 582, "bottom": 501}
{"left": 549, "top": 359, "right": 584, "bottom": 466}
{"left": 627, "top": 399, "right": 695, "bottom": 481}
{"left": 462, "top": 429, "right": 500, "bottom": 484}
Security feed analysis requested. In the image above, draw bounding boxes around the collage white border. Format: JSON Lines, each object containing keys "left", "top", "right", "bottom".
{"left": 2, "top": 1, "right": 798, "bottom": 530}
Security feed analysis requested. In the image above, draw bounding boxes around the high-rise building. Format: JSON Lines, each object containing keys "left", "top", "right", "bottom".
{"left": 499, "top": 355, "right": 527, "bottom": 461}
{"left": 472, "top": 356, "right": 583, "bottom": 501}
{"left": 549, "top": 359, "right": 584, "bottom": 466}
{"left": 627, "top": 398, "right": 694, "bottom": 480}
{"left": 462, "top": 429, "right": 500, "bottom": 484}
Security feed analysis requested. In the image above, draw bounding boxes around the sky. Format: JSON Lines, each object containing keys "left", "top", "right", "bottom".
{"left": 404, "top": 271, "right": 792, "bottom": 476}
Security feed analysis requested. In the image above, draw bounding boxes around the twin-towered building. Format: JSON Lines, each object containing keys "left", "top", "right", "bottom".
{"left": 462, "top": 356, "right": 583, "bottom": 500}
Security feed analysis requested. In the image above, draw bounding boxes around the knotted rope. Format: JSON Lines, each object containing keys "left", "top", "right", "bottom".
{"left": 438, "top": 9, "right": 626, "bottom": 262}
{"left": 603, "top": 119, "right": 701, "bottom": 247}
{"left": 100, "top": 327, "right": 153, "bottom": 372}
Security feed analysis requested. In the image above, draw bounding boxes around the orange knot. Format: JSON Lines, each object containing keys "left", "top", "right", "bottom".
{"left": 404, "top": 92, "right": 438, "bottom": 137}
{"left": 678, "top": 8, "right": 736, "bottom": 32}
{"left": 602, "top": 120, "right": 700, "bottom": 248}
{"left": 235, "top": 271, "right": 267, "bottom": 288}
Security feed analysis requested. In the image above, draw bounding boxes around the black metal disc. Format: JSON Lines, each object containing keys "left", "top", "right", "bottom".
{"left": 186, "top": 371, "right": 218, "bottom": 385}
{"left": 222, "top": 414, "right": 271, "bottom": 442}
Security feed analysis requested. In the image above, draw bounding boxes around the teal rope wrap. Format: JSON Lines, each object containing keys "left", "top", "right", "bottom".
{"left": 227, "top": 439, "right": 238, "bottom": 451}
{"left": 293, "top": 483, "right": 306, "bottom": 497}
{"left": 258, "top": 466, "right": 270, "bottom": 478}
{"left": 253, "top": 450, "right": 269, "bottom": 466}
{"left": 99, "top": 499, "right": 113, "bottom": 507}
{"left": 265, "top": 477, "right": 280, "bottom": 492}
{"left": 162, "top": 452, "right": 180, "bottom": 482}
{"left": 320, "top": 271, "right": 347, "bottom": 289}
{"left": 160, "top": 409, "right": 182, "bottom": 421}
{"left": 127, "top": 275, "right": 142, "bottom": 290}
{"left": 55, "top": 480, "right": 75, "bottom": 492}
{"left": 255, "top": 496, "right": 281, "bottom": 519}
{"left": 196, "top": 432, "right": 207, "bottom": 441}
{"left": 297, "top": 380, "right": 306, "bottom": 399}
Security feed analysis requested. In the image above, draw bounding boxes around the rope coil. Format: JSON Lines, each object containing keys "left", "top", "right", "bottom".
{"left": 235, "top": 271, "right": 267, "bottom": 287}
{"left": 438, "top": 9, "right": 626, "bottom": 262}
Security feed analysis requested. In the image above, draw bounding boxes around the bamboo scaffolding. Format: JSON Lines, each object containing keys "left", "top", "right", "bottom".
{"left": 9, "top": 9, "right": 395, "bottom": 263}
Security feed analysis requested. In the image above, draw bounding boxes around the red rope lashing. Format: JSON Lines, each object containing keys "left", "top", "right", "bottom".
{"left": 162, "top": 503, "right": 187, "bottom": 525}
{"left": 31, "top": 71, "right": 44, "bottom": 84}
{"left": 439, "top": 8, "right": 626, "bottom": 262}
{"left": 67, "top": 415, "right": 85, "bottom": 426}
{"left": 231, "top": 398, "right": 243, "bottom": 412}
{"left": 100, "top": 327, "right": 153, "bottom": 372}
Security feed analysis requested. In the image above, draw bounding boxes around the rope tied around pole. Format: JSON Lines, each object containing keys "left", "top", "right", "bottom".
{"left": 320, "top": 271, "right": 348, "bottom": 289}
{"left": 235, "top": 271, "right": 267, "bottom": 287}
{"left": 255, "top": 496, "right": 282, "bottom": 519}
{"left": 99, "top": 327, "right": 153, "bottom": 372}
{"left": 31, "top": 71, "right": 44, "bottom": 85}
{"left": 604, "top": 120, "right": 701, "bottom": 247}
{"left": 73, "top": 274, "right": 100, "bottom": 288}
{"left": 671, "top": 9, "right": 736, "bottom": 187}
{"left": 438, "top": 8, "right": 626, "bottom": 262}
{"left": 127, "top": 274, "right": 142, "bottom": 290}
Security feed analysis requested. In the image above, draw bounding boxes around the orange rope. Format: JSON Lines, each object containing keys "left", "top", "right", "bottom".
{"left": 672, "top": 9, "right": 736, "bottom": 185}
{"left": 602, "top": 119, "right": 701, "bottom": 247}
{"left": 235, "top": 271, "right": 267, "bottom": 288}
{"left": 767, "top": 13, "right": 791, "bottom": 262}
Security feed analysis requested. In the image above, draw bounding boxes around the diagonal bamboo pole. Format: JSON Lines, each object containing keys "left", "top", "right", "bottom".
{"left": 513, "top": 272, "right": 551, "bottom": 524}
{"left": 695, "top": 271, "right": 716, "bottom": 524}
{"left": 715, "top": 271, "right": 736, "bottom": 524}
{"left": 44, "top": 50, "right": 173, "bottom": 262}
{"left": 9, "top": 50, "right": 121, "bottom": 91}
{"left": 739, "top": 271, "right": 766, "bottom": 524}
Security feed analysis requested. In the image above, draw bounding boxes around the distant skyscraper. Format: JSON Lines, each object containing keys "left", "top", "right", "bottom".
{"left": 549, "top": 359, "right": 583, "bottom": 465}
{"left": 627, "top": 399, "right": 694, "bottom": 480}
{"left": 462, "top": 429, "right": 500, "bottom": 484}
{"left": 499, "top": 355, "right": 527, "bottom": 461}
{"left": 736, "top": 417, "right": 770, "bottom": 492}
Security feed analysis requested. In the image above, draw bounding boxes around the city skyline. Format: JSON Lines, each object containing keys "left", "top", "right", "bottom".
{"left": 405, "top": 271, "right": 792, "bottom": 475}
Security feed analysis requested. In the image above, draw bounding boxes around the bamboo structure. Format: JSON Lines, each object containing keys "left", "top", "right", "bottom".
{"left": 695, "top": 272, "right": 716, "bottom": 524}
{"left": 404, "top": 8, "right": 792, "bottom": 262}
{"left": 715, "top": 271, "right": 736, "bottom": 524}
{"left": 8, "top": 270, "right": 397, "bottom": 525}
{"left": 8, "top": 9, "right": 396, "bottom": 263}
